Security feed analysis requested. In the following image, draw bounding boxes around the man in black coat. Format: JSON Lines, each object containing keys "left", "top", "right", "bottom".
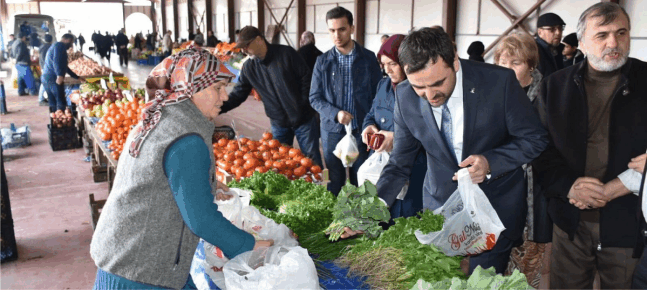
{"left": 535, "top": 13, "right": 565, "bottom": 78}
{"left": 116, "top": 29, "right": 129, "bottom": 67}
{"left": 297, "top": 31, "right": 322, "bottom": 71}
{"left": 206, "top": 30, "right": 219, "bottom": 47}
{"left": 562, "top": 33, "right": 584, "bottom": 68}
{"left": 221, "top": 26, "right": 322, "bottom": 167}
{"left": 532, "top": 3, "right": 646, "bottom": 288}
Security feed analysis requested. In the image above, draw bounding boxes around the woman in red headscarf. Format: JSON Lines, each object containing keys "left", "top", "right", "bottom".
{"left": 90, "top": 48, "right": 273, "bottom": 289}
{"left": 361, "top": 35, "right": 427, "bottom": 220}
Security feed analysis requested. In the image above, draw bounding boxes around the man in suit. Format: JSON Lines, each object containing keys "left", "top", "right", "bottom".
{"left": 342, "top": 27, "right": 548, "bottom": 274}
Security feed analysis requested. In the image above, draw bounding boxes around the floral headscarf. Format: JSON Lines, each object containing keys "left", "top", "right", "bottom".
{"left": 129, "top": 47, "right": 234, "bottom": 158}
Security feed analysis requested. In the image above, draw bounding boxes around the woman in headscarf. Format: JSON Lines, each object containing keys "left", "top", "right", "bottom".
{"left": 361, "top": 35, "right": 426, "bottom": 220}
{"left": 494, "top": 33, "right": 547, "bottom": 289}
{"left": 90, "top": 47, "right": 273, "bottom": 289}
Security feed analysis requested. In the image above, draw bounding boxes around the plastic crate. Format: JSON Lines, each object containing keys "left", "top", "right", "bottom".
{"left": 48, "top": 118, "right": 81, "bottom": 151}
{"left": 212, "top": 126, "right": 235, "bottom": 143}
{"left": 1, "top": 223, "right": 18, "bottom": 263}
{"left": 1, "top": 130, "right": 30, "bottom": 149}
{"left": 137, "top": 59, "right": 148, "bottom": 65}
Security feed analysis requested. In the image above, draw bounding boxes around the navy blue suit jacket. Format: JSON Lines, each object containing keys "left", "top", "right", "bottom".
{"left": 376, "top": 59, "right": 548, "bottom": 239}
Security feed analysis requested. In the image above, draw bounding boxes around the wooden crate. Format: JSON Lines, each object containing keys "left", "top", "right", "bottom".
{"left": 88, "top": 193, "right": 107, "bottom": 231}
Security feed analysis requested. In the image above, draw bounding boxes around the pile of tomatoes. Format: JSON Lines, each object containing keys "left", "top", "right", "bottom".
{"left": 213, "top": 132, "right": 323, "bottom": 182}
{"left": 95, "top": 99, "right": 143, "bottom": 160}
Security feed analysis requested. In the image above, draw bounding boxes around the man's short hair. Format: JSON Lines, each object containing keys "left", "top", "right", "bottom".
{"left": 62, "top": 34, "right": 76, "bottom": 41}
{"left": 398, "top": 27, "right": 455, "bottom": 74}
{"left": 576, "top": 2, "right": 630, "bottom": 42}
{"left": 494, "top": 33, "right": 539, "bottom": 70}
{"left": 326, "top": 6, "right": 353, "bottom": 26}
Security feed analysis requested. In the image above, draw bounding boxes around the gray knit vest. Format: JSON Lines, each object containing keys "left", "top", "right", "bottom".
{"left": 90, "top": 100, "right": 215, "bottom": 289}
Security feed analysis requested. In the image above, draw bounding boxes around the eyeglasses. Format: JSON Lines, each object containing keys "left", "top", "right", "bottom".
{"left": 539, "top": 26, "right": 565, "bottom": 33}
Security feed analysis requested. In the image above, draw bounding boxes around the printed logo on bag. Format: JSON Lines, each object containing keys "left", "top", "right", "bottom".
{"left": 252, "top": 225, "right": 262, "bottom": 232}
{"left": 212, "top": 247, "right": 225, "bottom": 259}
{"left": 448, "top": 222, "right": 483, "bottom": 251}
{"left": 211, "top": 266, "right": 223, "bottom": 272}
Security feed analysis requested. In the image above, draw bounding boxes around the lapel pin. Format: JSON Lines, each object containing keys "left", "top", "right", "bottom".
{"left": 623, "top": 88, "right": 629, "bottom": 96}
{"left": 470, "top": 88, "right": 475, "bottom": 94}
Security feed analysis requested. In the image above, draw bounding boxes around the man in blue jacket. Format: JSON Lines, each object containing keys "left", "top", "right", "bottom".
{"left": 41, "top": 34, "right": 83, "bottom": 113}
{"left": 37, "top": 34, "right": 53, "bottom": 106}
{"left": 309, "top": 6, "right": 382, "bottom": 195}
{"left": 353, "top": 27, "right": 548, "bottom": 274}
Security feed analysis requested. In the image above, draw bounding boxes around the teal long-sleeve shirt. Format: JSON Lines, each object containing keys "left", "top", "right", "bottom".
{"left": 163, "top": 134, "right": 255, "bottom": 259}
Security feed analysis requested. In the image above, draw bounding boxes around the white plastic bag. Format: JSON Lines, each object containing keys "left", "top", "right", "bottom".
{"left": 415, "top": 168, "right": 506, "bottom": 256}
{"left": 333, "top": 124, "right": 360, "bottom": 167}
{"left": 223, "top": 246, "right": 320, "bottom": 290}
{"left": 193, "top": 188, "right": 299, "bottom": 290}
{"left": 357, "top": 151, "right": 389, "bottom": 186}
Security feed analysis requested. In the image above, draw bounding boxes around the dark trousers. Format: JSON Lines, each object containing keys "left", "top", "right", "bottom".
{"left": 633, "top": 244, "right": 647, "bottom": 289}
{"left": 44, "top": 82, "right": 66, "bottom": 112}
{"left": 119, "top": 48, "right": 129, "bottom": 67}
{"left": 468, "top": 233, "right": 515, "bottom": 274}
{"left": 270, "top": 116, "right": 323, "bottom": 167}
{"left": 0, "top": 82, "right": 7, "bottom": 114}
{"left": 321, "top": 127, "right": 369, "bottom": 195}
{"left": 551, "top": 216, "right": 638, "bottom": 289}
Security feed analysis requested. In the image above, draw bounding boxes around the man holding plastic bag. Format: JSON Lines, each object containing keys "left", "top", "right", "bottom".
{"left": 343, "top": 27, "right": 548, "bottom": 274}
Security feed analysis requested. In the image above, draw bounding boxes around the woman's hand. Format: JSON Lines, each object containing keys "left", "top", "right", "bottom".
{"left": 253, "top": 239, "right": 274, "bottom": 250}
{"left": 216, "top": 180, "right": 229, "bottom": 191}
{"left": 361, "top": 125, "right": 378, "bottom": 145}
{"left": 375, "top": 130, "right": 394, "bottom": 153}
{"left": 215, "top": 192, "right": 233, "bottom": 201}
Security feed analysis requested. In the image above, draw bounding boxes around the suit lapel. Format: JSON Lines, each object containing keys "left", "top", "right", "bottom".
{"left": 460, "top": 60, "right": 479, "bottom": 161}
{"left": 419, "top": 96, "right": 456, "bottom": 165}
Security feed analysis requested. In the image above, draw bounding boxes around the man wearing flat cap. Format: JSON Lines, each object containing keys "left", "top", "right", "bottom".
{"left": 221, "top": 26, "right": 323, "bottom": 167}
{"left": 535, "top": 12, "right": 566, "bottom": 77}
{"left": 562, "top": 32, "right": 584, "bottom": 68}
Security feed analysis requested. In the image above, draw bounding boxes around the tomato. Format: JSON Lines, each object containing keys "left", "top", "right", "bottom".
{"left": 231, "top": 165, "right": 242, "bottom": 174}
{"left": 245, "top": 170, "right": 254, "bottom": 178}
{"left": 268, "top": 139, "right": 280, "bottom": 149}
{"left": 226, "top": 142, "right": 239, "bottom": 151}
{"left": 253, "top": 151, "right": 263, "bottom": 160}
{"left": 310, "top": 165, "right": 322, "bottom": 174}
{"left": 243, "top": 160, "right": 255, "bottom": 170}
{"left": 217, "top": 160, "right": 232, "bottom": 172}
{"left": 272, "top": 152, "right": 281, "bottom": 160}
{"left": 273, "top": 161, "right": 285, "bottom": 170}
{"left": 233, "top": 158, "right": 245, "bottom": 167}
{"left": 305, "top": 175, "right": 313, "bottom": 183}
{"left": 217, "top": 138, "right": 228, "bottom": 147}
{"left": 258, "top": 145, "right": 269, "bottom": 152}
{"left": 240, "top": 137, "right": 249, "bottom": 145}
{"left": 247, "top": 143, "right": 257, "bottom": 152}
{"left": 262, "top": 132, "right": 273, "bottom": 140}
{"left": 223, "top": 152, "right": 235, "bottom": 162}
{"left": 293, "top": 166, "right": 306, "bottom": 177}
{"left": 283, "top": 169, "right": 293, "bottom": 177}
{"left": 285, "top": 160, "right": 297, "bottom": 169}
{"left": 262, "top": 151, "right": 272, "bottom": 160}
{"left": 235, "top": 167, "right": 245, "bottom": 179}
{"left": 115, "top": 114, "right": 124, "bottom": 122}
{"left": 279, "top": 146, "right": 289, "bottom": 155}
{"left": 243, "top": 152, "right": 254, "bottom": 161}
{"left": 288, "top": 148, "right": 302, "bottom": 158}
{"left": 240, "top": 145, "right": 250, "bottom": 153}
{"left": 265, "top": 160, "right": 274, "bottom": 168}
{"left": 215, "top": 151, "right": 224, "bottom": 159}
{"left": 300, "top": 158, "right": 313, "bottom": 168}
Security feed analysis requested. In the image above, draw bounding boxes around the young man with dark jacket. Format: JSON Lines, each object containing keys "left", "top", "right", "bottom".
{"left": 533, "top": 3, "right": 647, "bottom": 288}
{"left": 309, "top": 7, "right": 382, "bottom": 195}
{"left": 220, "top": 26, "right": 322, "bottom": 167}
{"left": 12, "top": 31, "right": 36, "bottom": 96}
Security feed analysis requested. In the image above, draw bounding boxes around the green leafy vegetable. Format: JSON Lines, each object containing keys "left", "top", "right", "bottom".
{"left": 325, "top": 181, "right": 390, "bottom": 241}
{"left": 410, "top": 266, "right": 532, "bottom": 290}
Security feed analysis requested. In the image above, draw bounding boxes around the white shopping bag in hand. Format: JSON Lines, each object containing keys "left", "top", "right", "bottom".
{"left": 357, "top": 151, "right": 389, "bottom": 186}
{"left": 415, "top": 168, "right": 505, "bottom": 256}
{"left": 333, "top": 124, "right": 360, "bottom": 167}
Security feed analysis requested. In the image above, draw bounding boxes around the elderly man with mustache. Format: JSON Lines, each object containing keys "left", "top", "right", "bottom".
{"left": 533, "top": 2, "right": 647, "bottom": 289}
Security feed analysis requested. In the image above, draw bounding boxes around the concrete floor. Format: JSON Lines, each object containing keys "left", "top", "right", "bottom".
{"left": 0, "top": 58, "right": 272, "bottom": 289}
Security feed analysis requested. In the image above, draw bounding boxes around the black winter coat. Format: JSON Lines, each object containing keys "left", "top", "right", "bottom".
{"left": 535, "top": 37, "right": 564, "bottom": 78}
{"left": 221, "top": 43, "right": 315, "bottom": 128}
{"left": 533, "top": 58, "right": 647, "bottom": 249}
{"left": 297, "top": 43, "right": 322, "bottom": 71}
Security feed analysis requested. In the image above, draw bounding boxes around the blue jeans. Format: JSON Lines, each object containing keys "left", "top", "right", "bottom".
{"left": 633, "top": 245, "right": 647, "bottom": 289}
{"left": 321, "top": 128, "right": 369, "bottom": 196}
{"left": 15, "top": 64, "right": 36, "bottom": 95}
{"left": 93, "top": 268, "right": 197, "bottom": 290}
{"left": 44, "top": 81, "right": 66, "bottom": 112}
{"left": 38, "top": 83, "right": 46, "bottom": 102}
{"left": 0, "top": 82, "right": 7, "bottom": 114}
{"left": 270, "top": 116, "right": 323, "bottom": 167}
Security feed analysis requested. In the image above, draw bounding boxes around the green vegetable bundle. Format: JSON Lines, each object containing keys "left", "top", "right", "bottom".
{"left": 337, "top": 211, "right": 465, "bottom": 289}
{"left": 410, "top": 266, "right": 531, "bottom": 290}
{"left": 324, "top": 181, "right": 390, "bottom": 241}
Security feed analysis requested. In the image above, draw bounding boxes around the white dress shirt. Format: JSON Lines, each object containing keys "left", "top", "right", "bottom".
{"left": 431, "top": 63, "right": 464, "bottom": 163}
{"left": 619, "top": 168, "right": 646, "bottom": 223}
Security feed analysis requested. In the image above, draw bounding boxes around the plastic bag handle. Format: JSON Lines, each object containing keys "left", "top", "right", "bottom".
{"left": 456, "top": 168, "right": 472, "bottom": 208}
{"left": 344, "top": 123, "right": 353, "bottom": 136}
